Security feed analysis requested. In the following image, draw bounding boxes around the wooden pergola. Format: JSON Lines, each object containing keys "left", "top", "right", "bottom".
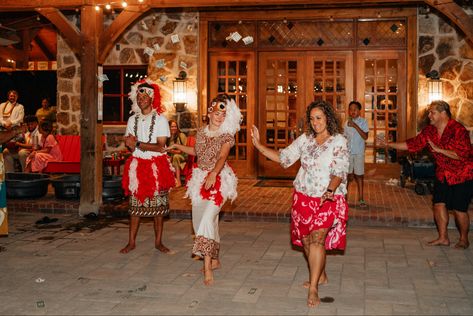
{"left": 0, "top": 0, "right": 472, "bottom": 215}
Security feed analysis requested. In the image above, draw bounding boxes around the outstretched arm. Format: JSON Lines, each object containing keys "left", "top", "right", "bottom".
{"left": 0, "top": 125, "right": 25, "bottom": 143}
{"left": 251, "top": 125, "right": 280, "bottom": 163}
{"left": 167, "top": 142, "right": 196, "bottom": 156}
{"left": 377, "top": 135, "right": 408, "bottom": 151}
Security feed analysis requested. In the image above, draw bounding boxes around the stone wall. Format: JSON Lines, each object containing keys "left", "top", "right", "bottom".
{"left": 56, "top": 35, "right": 81, "bottom": 135}
{"left": 418, "top": 9, "right": 473, "bottom": 129}
{"left": 56, "top": 10, "right": 199, "bottom": 152}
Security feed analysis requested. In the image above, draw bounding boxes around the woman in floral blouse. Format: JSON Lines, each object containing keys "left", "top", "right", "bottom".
{"left": 251, "top": 100, "right": 349, "bottom": 308}
{"left": 167, "top": 94, "right": 241, "bottom": 286}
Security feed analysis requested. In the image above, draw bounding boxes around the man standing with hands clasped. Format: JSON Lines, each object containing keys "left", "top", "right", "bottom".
{"left": 344, "top": 101, "right": 369, "bottom": 208}
{"left": 381, "top": 100, "right": 473, "bottom": 249}
{"left": 120, "top": 79, "right": 175, "bottom": 254}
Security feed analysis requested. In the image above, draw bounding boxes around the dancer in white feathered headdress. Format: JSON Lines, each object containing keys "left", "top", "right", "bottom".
{"left": 120, "top": 78, "right": 175, "bottom": 255}
{"left": 166, "top": 93, "right": 241, "bottom": 286}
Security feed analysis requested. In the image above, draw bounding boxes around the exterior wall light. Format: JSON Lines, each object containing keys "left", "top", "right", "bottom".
{"left": 173, "top": 70, "right": 187, "bottom": 112}
{"left": 426, "top": 70, "right": 443, "bottom": 103}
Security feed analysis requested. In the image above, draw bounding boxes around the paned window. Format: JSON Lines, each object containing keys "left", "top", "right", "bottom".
{"left": 103, "top": 66, "right": 147, "bottom": 124}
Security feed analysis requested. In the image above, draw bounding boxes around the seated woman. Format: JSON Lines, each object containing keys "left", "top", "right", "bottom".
{"left": 166, "top": 120, "right": 187, "bottom": 187}
{"left": 25, "top": 121, "right": 62, "bottom": 173}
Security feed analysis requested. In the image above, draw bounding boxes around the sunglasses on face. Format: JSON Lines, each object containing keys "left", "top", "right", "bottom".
{"left": 138, "top": 88, "right": 154, "bottom": 96}
{"left": 208, "top": 102, "right": 226, "bottom": 113}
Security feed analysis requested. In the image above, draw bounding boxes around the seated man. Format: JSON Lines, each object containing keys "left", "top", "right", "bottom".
{"left": 3, "top": 115, "right": 41, "bottom": 173}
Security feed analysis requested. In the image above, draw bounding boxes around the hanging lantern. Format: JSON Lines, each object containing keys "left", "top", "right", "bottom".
{"left": 426, "top": 70, "right": 443, "bottom": 103}
{"left": 173, "top": 71, "right": 187, "bottom": 112}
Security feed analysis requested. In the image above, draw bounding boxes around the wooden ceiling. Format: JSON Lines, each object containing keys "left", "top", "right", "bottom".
{"left": 0, "top": 0, "right": 471, "bottom": 68}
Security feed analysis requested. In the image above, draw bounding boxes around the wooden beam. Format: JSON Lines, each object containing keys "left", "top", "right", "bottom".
{"left": 425, "top": 0, "right": 473, "bottom": 45}
{"left": 34, "top": 35, "right": 55, "bottom": 60}
{"left": 79, "top": 5, "right": 103, "bottom": 216}
{"left": 36, "top": 7, "right": 81, "bottom": 55}
{"left": 98, "top": 5, "right": 150, "bottom": 64}
{"left": 0, "top": 46, "right": 28, "bottom": 62}
{"left": 0, "top": 0, "right": 423, "bottom": 10}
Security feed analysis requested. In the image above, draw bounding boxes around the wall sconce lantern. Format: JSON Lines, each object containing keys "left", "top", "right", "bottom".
{"left": 426, "top": 70, "right": 443, "bottom": 103}
{"left": 173, "top": 70, "right": 187, "bottom": 112}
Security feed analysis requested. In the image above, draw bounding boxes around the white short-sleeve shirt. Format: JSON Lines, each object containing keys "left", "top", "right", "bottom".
{"left": 125, "top": 110, "right": 170, "bottom": 159}
{"left": 279, "top": 133, "right": 349, "bottom": 197}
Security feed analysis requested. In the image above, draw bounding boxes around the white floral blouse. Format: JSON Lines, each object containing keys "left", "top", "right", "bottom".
{"left": 279, "top": 133, "right": 349, "bottom": 197}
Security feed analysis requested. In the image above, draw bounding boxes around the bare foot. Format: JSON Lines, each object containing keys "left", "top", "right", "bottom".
{"left": 155, "top": 243, "right": 171, "bottom": 253}
{"left": 302, "top": 273, "right": 328, "bottom": 288}
{"left": 119, "top": 244, "right": 135, "bottom": 254}
{"left": 203, "top": 268, "right": 214, "bottom": 286}
{"left": 307, "top": 287, "right": 320, "bottom": 308}
{"left": 427, "top": 238, "right": 450, "bottom": 247}
{"left": 454, "top": 241, "right": 470, "bottom": 249}
{"left": 200, "top": 260, "right": 221, "bottom": 273}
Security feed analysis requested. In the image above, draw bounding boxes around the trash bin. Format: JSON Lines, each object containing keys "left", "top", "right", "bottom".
{"left": 51, "top": 175, "right": 124, "bottom": 200}
{"left": 51, "top": 175, "right": 80, "bottom": 199}
{"left": 5, "top": 172, "right": 50, "bottom": 199}
{"left": 102, "top": 175, "right": 124, "bottom": 201}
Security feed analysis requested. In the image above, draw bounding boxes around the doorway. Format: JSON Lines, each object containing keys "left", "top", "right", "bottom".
{"left": 257, "top": 51, "right": 353, "bottom": 178}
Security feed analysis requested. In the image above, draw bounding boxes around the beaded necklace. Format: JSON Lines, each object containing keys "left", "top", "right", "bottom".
{"left": 134, "top": 111, "right": 157, "bottom": 143}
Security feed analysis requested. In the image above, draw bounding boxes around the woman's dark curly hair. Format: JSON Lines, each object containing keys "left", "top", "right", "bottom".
{"left": 305, "top": 100, "right": 342, "bottom": 136}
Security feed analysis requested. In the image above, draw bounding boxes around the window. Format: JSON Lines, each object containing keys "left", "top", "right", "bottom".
{"left": 103, "top": 66, "right": 148, "bottom": 124}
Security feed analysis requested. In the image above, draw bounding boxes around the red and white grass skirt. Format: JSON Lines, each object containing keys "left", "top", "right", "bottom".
{"left": 122, "top": 155, "right": 175, "bottom": 203}
{"left": 291, "top": 190, "right": 348, "bottom": 250}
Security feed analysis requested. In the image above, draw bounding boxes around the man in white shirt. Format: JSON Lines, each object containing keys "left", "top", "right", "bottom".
{"left": 3, "top": 115, "right": 41, "bottom": 172}
{"left": 0, "top": 90, "right": 25, "bottom": 130}
{"left": 120, "top": 80, "right": 175, "bottom": 255}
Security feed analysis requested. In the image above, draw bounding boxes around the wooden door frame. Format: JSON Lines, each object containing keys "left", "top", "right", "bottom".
{"left": 199, "top": 8, "right": 417, "bottom": 179}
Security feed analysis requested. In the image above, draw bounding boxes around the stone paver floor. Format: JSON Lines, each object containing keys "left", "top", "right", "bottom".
{"left": 1, "top": 212, "right": 473, "bottom": 315}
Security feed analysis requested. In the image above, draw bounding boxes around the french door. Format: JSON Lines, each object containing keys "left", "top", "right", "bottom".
{"left": 356, "top": 51, "right": 406, "bottom": 171}
{"left": 209, "top": 52, "right": 256, "bottom": 177}
{"left": 258, "top": 51, "right": 353, "bottom": 178}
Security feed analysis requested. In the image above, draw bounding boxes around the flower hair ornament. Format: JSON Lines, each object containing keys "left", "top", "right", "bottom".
{"left": 208, "top": 94, "right": 242, "bottom": 136}
{"left": 129, "top": 79, "right": 164, "bottom": 114}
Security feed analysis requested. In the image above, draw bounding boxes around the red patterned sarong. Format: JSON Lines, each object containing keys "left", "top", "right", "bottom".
{"left": 291, "top": 190, "right": 348, "bottom": 250}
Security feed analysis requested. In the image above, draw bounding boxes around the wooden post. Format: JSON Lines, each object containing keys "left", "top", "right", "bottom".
{"left": 79, "top": 5, "right": 103, "bottom": 216}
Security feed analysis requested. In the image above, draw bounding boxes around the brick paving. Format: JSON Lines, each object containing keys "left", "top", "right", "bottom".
{"left": 1, "top": 213, "right": 473, "bottom": 315}
{"left": 6, "top": 179, "right": 473, "bottom": 228}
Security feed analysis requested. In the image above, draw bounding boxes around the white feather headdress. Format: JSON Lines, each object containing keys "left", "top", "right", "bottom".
{"left": 218, "top": 97, "right": 242, "bottom": 136}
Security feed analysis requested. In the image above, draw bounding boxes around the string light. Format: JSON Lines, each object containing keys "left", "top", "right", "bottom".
{"left": 95, "top": 2, "right": 136, "bottom": 12}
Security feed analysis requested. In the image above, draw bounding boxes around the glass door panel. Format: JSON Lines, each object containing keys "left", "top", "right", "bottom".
{"left": 258, "top": 52, "right": 305, "bottom": 178}
{"left": 308, "top": 52, "right": 353, "bottom": 125}
{"left": 257, "top": 51, "right": 353, "bottom": 178}
{"left": 210, "top": 53, "right": 255, "bottom": 177}
{"left": 357, "top": 51, "right": 406, "bottom": 165}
